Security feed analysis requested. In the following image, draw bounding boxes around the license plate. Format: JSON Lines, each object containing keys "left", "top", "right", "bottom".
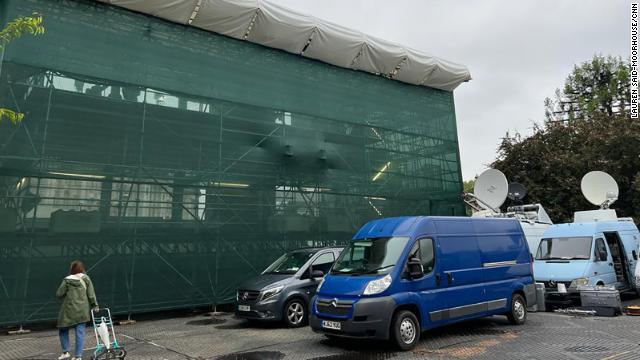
{"left": 238, "top": 305, "right": 250, "bottom": 312}
{"left": 321, "top": 320, "right": 341, "bottom": 330}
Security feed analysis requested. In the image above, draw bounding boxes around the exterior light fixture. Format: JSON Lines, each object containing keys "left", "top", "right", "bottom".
{"left": 367, "top": 200, "right": 383, "bottom": 216}
{"left": 49, "top": 172, "right": 106, "bottom": 180}
{"left": 212, "top": 182, "right": 250, "bottom": 188}
{"left": 371, "top": 162, "right": 391, "bottom": 181}
{"left": 16, "top": 177, "right": 27, "bottom": 190}
{"left": 364, "top": 196, "right": 387, "bottom": 201}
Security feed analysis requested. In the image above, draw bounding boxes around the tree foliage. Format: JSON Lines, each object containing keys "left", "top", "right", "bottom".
{"left": 0, "top": 108, "right": 24, "bottom": 124}
{"left": 0, "top": 13, "right": 45, "bottom": 48}
{"left": 463, "top": 179, "right": 475, "bottom": 215}
{"left": 0, "top": 13, "right": 44, "bottom": 125}
{"left": 463, "top": 179, "right": 475, "bottom": 194}
{"left": 544, "top": 55, "right": 630, "bottom": 122}
{"left": 493, "top": 115, "right": 640, "bottom": 223}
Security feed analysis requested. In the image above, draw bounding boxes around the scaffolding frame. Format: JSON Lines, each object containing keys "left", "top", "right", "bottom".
{"left": 0, "top": 0, "right": 465, "bottom": 327}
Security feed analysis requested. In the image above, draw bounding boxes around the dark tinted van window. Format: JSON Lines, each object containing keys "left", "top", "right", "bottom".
{"left": 406, "top": 238, "right": 435, "bottom": 275}
{"left": 595, "top": 238, "right": 607, "bottom": 261}
{"left": 419, "top": 238, "right": 435, "bottom": 273}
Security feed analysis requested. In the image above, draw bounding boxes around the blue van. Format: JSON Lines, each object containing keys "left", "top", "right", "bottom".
{"left": 309, "top": 216, "right": 535, "bottom": 350}
{"left": 534, "top": 210, "right": 640, "bottom": 300}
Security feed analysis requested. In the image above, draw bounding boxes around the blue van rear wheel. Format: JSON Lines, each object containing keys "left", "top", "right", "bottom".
{"left": 506, "top": 294, "right": 527, "bottom": 325}
{"left": 391, "top": 310, "right": 420, "bottom": 350}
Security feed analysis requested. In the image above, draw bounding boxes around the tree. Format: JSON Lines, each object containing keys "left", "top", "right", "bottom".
{"left": 0, "top": 13, "right": 44, "bottom": 125}
{"left": 463, "top": 179, "right": 475, "bottom": 215}
{"left": 493, "top": 115, "right": 640, "bottom": 223}
{"left": 545, "top": 55, "right": 630, "bottom": 122}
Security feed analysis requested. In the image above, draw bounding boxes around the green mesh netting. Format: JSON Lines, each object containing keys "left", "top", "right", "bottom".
{"left": 0, "top": 0, "right": 464, "bottom": 326}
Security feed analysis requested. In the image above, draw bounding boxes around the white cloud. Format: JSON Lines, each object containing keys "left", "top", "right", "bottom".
{"left": 270, "top": 0, "right": 628, "bottom": 179}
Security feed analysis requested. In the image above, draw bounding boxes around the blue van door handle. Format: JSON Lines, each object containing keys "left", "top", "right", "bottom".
{"left": 446, "top": 273, "right": 454, "bottom": 284}
{"left": 435, "top": 274, "right": 442, "bottom": 286}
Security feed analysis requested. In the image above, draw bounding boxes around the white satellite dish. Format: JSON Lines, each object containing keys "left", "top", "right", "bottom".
{"left": 474, "top": 169, "right": 509, "bottom": 211}
{"left": 581, "top": 171, "right": 619, "bottom": 208}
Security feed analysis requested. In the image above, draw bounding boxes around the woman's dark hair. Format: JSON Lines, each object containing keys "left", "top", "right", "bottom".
{"left": 69, "top": 260, "right": 85, "bottom": 275}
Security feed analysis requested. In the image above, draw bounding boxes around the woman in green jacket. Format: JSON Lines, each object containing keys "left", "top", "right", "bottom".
{"left": 56, "top": 260, "right": 98, "bottom": 360}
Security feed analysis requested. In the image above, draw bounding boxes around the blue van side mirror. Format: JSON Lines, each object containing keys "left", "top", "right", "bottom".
{"left": 407, "top": 257, "right": 423, "bottom": 279}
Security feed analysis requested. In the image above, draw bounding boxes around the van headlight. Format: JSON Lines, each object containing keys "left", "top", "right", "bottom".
{"left": 570, "top": 278, "right": 589, "bottom": 288}
{"left": 363, "top": 274, "right": 392, "bottom": 295}
{"left": 260, "top": 285, "right": 284, "bottom": 301}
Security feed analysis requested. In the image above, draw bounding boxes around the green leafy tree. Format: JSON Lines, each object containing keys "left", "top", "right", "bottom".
{"left": 0, "top": 13, "right": 44, "bottom": 125}
{"left": 493, "top": 115, "right": 640, "bottom": 223}
{"left": 463, "top": 179, "right": 475, "bottom": 194}
{"left": 463, "top": 179, "right": 475, "bottom": 215}
{"left": 545, "top": 55, "right": 630, "bottom": 122}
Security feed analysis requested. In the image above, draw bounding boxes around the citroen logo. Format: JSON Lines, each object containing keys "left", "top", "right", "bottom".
{"left": 330, "top": 298, "right": 338, "bottom": 307}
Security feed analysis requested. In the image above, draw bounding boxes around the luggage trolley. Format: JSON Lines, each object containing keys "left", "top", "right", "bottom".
{"left": 91, "top": 308, "right": 127, "bottom": 360}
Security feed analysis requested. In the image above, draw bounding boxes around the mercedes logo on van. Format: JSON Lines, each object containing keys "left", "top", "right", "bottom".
{"left": 330, "top": 298, "right": 338, "bottom": 307}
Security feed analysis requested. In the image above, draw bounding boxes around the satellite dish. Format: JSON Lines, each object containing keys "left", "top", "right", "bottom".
{"left": 508, "top": 182, "right": 528, "bottom": 201}
{"left": 474, "top": 169, "right": 509, "bottom": 211}
{"left": 581, "top": 171, "right": 619, "bottom": 208}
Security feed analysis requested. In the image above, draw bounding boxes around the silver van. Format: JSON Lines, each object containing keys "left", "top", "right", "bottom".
{"left": 235, "top": 247, "right": 343, "bottom": 327}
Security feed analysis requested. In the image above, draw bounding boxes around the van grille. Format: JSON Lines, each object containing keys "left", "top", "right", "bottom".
{"left": 237, "top": 289, "right": 261, "bottom": 302}
{"left": 543, "top": 281, "right": 572, "bottom": 290}
{"left": 316, "top": 298, "right": 354, "bottom": 316}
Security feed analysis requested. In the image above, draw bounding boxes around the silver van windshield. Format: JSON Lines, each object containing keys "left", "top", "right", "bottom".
{"left": 536, "top": 237, "right": 592, "bottom": 260}
{"left": 263, "top": 250, "right": 315, "bottom": 275}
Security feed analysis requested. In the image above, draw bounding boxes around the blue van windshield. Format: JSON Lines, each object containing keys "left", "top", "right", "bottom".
{"left": 536, "top": 237, "right": 592, "bottom": 260}
{"left": 331, "top": 237, "right": 410, "bottom": 275}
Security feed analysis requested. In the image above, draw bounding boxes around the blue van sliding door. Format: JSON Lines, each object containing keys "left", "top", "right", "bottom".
{"left": 431, "top": 220, "right": 485, "bottom": 322}
{"left": 476, "top": 220, "right": 528, "bottom": 308}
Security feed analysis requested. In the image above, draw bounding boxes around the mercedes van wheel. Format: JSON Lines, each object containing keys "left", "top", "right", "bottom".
{"left": 391, "top": 310, "right": 420, "bottom": 350}
{"left": 507, "top": 294, "right": 527, "bottom": 325}
{"left": 284, "top": 299, "right": 307, "bottom": 328}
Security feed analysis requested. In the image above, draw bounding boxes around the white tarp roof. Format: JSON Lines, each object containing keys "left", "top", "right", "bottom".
{"left": 97, "top": 0, "right": 471, "bottom": 91}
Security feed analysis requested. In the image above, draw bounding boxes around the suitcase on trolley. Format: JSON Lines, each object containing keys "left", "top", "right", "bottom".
{"left": 91, "top": 308, "right": 127, "bottom": 360}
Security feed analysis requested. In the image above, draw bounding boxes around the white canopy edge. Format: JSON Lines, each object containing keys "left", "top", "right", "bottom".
{"left": 96, "top": 0, "right": 471, "bottom": 91}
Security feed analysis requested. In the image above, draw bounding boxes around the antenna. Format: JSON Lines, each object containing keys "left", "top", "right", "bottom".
{"left": 507, "top": 182, "right": 528, "bottom": 202}
{"left": 581, "top": 171, "right": 619, "bottom": 209}
{"left": 472, "top": 169, "right": 509, "bottom": 213}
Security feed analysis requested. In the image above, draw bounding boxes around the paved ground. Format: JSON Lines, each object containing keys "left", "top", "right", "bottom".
{"left": 2, "top": 300, "right": 640, "bottom": 360}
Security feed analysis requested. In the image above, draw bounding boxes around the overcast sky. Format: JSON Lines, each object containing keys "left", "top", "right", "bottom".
{"left": 270, "top": 0, "right": 628, "bottom": 180}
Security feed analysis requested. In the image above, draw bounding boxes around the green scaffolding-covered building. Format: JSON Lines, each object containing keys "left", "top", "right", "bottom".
{"left": 0, "top": 0, "right": 470, "bottom": 326}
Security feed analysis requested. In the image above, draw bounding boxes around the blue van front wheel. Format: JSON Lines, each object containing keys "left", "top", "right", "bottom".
{"left": 506, "top": 294, "right": 527, "bottom": 325}
{"left": 391, "top": 310, "right": 420, "bottom": 350}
